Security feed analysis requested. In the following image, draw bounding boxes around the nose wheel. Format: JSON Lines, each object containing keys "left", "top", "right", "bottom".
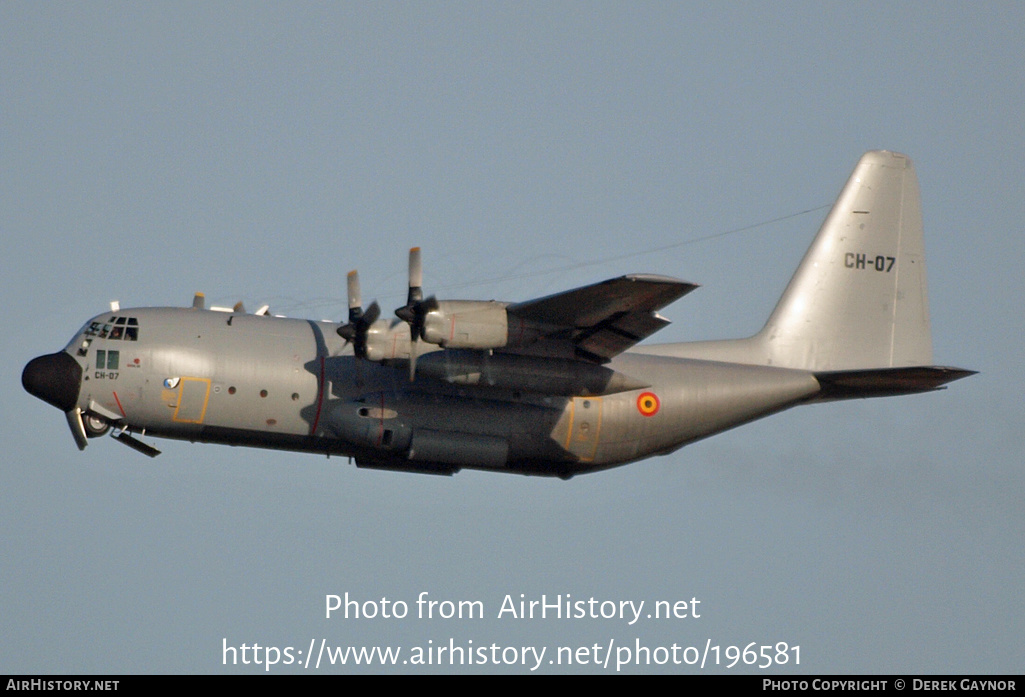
{"left": 84, "top": 413, "right": 110, "bottom": 438}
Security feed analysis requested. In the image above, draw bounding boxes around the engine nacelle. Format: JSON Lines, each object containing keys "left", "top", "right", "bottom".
{"left": 363, "top": 319, "right": 411, "bottom": 362}
{"left": 421, "top": 300, "right": 510, "bottom": 349}
{"left": 357, "top": 304, "right": 547, "bottom": 362}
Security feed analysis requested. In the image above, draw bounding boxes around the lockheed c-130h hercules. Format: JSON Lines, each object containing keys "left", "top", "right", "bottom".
{"left": 23, "top": 151, "right": 974, "bottom": 478}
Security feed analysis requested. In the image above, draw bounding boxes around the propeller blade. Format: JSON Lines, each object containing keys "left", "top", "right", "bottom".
{"left": 338, "top": 270, "right": 379, "bottom": 359}
{"left": 347, "top": 270, "right": 362, "bottom": 312}
{"left": 339, "top": 271, "right": 363, "bottom": 342}
{"left": 407, "top": 247, "right": 423, "bottom": 304}
{"left": 396, "top": 248, "right": 424, "bottom": 324}
{"left": 393, "top": 249, "right": 439, "bottom": 381}
{"left": 363, "top": 300, "right": 380, "bottom": 326}
{"left": 408, "top": 333, "right": 418, "bottom": 382}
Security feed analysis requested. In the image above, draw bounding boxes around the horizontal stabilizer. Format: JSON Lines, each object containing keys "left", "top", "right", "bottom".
{"left": 813, "top": 366, "right": 977, "bottom": 401}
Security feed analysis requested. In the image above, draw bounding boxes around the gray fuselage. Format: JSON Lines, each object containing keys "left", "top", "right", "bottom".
{"left": 62, "top": 306, "right": 820, "bottom": 477}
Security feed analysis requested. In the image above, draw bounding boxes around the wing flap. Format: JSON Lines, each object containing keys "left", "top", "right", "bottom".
{"left": 507, "top": 275, "right": 696, "bottom": 362}
{"left": 574, "top": 311, "right": 672, "bottom": 362}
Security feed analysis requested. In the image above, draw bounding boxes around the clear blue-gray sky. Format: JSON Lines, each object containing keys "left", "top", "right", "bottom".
{"left": 2, "top": 2, "right": 1021, "bottom": 674}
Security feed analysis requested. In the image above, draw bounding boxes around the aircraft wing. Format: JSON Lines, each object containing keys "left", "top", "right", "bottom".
{"left": 506, "top": 274, "right": 697, "bottom": 362}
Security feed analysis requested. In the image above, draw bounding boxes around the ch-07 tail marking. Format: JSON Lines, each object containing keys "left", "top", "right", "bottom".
{"left": 845, "top": 253, "right": 896, "bottom": 272}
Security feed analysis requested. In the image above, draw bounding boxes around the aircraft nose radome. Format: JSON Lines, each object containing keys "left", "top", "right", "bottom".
{"left": 22, "top": 351, "right": 82, "bottom": 412}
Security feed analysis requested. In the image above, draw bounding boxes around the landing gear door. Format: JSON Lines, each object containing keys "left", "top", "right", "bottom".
{"left": 566, "top": 397, "right": 602, "bottom": 462}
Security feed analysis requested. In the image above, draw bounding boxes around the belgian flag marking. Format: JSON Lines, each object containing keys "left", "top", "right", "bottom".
{"left": 637, "top": 392, "right": 660, "bottom": 417}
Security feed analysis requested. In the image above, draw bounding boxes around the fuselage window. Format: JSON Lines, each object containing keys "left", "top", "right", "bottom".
{"left": 95, "top": 350, "right": 120, "bottom": 370}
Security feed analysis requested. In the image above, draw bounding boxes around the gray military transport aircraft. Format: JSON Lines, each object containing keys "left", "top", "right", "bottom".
{"left": 24, "top": 151, "right": 973, "bottom": 478}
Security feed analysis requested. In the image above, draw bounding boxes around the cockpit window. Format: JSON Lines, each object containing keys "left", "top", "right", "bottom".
{"left": 85, "top": 316, "right": 138, "bottom": 341}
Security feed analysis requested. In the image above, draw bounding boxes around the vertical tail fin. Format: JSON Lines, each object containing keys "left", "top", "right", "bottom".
{"left": 756, "top": 150, "right": 932, "bottom": 371}
{"left": 654, "top": 150, "right": 973, "bottom": 393}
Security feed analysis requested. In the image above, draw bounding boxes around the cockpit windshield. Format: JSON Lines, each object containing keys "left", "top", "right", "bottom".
{"left": 84, "top": 316, "right": 139, "bottom": 342}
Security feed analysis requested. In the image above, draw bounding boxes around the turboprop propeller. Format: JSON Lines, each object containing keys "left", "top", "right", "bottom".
{"left": 336, "top": 270, "right": 380, "bottom": 359}
{"left": 393, "top": 247, "right": 437, "bottom": 381}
